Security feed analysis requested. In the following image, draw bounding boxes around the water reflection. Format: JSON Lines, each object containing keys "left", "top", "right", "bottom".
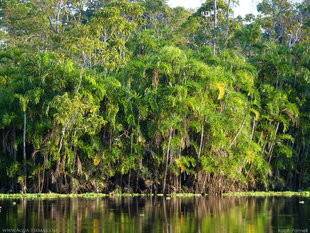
{"left": 0, "top": 196, "right": 309, "bottom": 233}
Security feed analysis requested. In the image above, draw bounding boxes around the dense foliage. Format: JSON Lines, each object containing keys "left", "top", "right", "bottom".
{"left": 0, "top": 0, "right": 309, "bottom": 194}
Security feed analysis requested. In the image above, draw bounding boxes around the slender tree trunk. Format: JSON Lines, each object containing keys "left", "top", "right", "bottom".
{"left": 163, "top": 127, "right": 173, "bottom": 194}
{"left": 76, "top": 66, "right": 85, "bottom": 94}
{"left": 272, "top": 21, "right": 276, "bottom": 38}
{"left": 38, "top": 169, "right": 41, "bottom": 193}
{"left": 230, "top": 116, "right": 246, "bottom": 148}
{"left": 56, "top": 0, "right": 63, "bottom": 34}
{"left": 250, "top": 118, "right": 256, "bottom": 143}
{"left": 130, "top": 135, "right": 133, "bottom": 154}
{"left": 13, "top": 128, "right": 16, "bottom": 162}
{"left": 198, "top": 116, "right": 204, "bottom": 158}
{"left": 58, "top": 111, "right": 78, "bottom": 153}
{"left": 268, "top": 121, "right": 280, "bottom": 164}
{"left": 213, "top": 0, "right": 217, "bottom": 55}
{"left": 258, "top": 131, "right": 263, "bottom": 145}
{"left": 103, "top": 31, "right": 108, "bottom": 78}
{"left": 123, "top": 45, "right": 126, "bottom": 64}
{"left": 109, "top": 130, "right": 112, "bottom": 150}
{"left": 23, "top": 110, "right": 27, "bottom": 194}
{"left": 58, "top": 126, "right": 68, "bottom": 153}
{"left": 223, "top": 0, "right": 231, "bottom": 49}
{"left": 47, "top": 0, "right": 63, "bottom": 34}
{"left": 271, "top": 3, "right": 276, "bottom": 38}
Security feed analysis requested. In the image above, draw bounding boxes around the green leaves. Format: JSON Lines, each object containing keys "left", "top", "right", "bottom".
{"left": 159, "top": 46, "right": 187, "bottom": 79}
{"left": 52, "top": 93, "right": 105, "bottom": 135}
{"left": 175, "top": 156, "right": 196, "bottom": 175}
{"left": 1, "top": 0, "right": 310, "bottom": 194}
{"left": 15, "top": 94, "right": 29, "bottom": 112}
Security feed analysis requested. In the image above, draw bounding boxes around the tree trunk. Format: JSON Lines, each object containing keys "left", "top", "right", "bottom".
{"left": 163, "top": 127, "right": 173, "bottom": 193}
{"left": 223, "top": 0, "right": 231, "bottom": 49}
{"left": 230, "top": 116, "right": 246, "bottom": 148}
{"left": 276, "top": 73, "right": 279, "bottom": 89}
{"left": 103, "top": 32, "right": 107, "bottom": 78}
{"left": 213, "top": 0, "right": 217, "bottom": 55}
{"left": 268, "top": 121, "right": 280, "bottom": 164}
{"left": 55, "top": 0, "right": 63, "bottom": 34}
{"left": 198, "top": 116, "right": 204, "bottom": 158}
{"left": 23, "top": 110, "right": 27, "bottom": 194}
{"left": 76, "top": 66, "right": 85, "bottom": 94}
{"left": 250, "top": 118, "right": 256, "bottom": 143}
{"left": 258, "top": 131, "right": 263, "bottom": 145}
{"left": 130, "top": 132, "right": 133, "bottom": 154}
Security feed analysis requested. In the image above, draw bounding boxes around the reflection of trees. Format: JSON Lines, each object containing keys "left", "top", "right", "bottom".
{"left": 1, "top": 197, "right": 309, "bottom": 233}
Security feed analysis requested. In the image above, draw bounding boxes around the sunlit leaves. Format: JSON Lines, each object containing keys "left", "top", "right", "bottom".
{"left": 250, "top": 108, "right": 260, "bottom": 121}
{"left": 216, "top": 83, "right": 225, "bottom": 100}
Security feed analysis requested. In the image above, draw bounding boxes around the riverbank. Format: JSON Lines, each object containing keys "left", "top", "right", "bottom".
{"left": 0, "top": 191, "right": 309, "bottom": 199}
{"left": 223, "top": 191, "right": 310, "bottom": 197}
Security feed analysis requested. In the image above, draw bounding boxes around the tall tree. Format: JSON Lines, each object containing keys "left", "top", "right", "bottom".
{"left": 213, "top": 0, "right": 217, "bottom": 55}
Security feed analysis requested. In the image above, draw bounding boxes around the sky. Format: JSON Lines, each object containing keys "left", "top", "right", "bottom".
{"left": 168, "top": 0, "right": 303, "bottom": 17}
{"left": 167, "top": 0, "right": 259, "bottom": 17}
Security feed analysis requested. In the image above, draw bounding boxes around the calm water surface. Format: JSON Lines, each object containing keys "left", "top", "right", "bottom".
{"left": 0, "top": 196, "right": 309, "bottom": 233}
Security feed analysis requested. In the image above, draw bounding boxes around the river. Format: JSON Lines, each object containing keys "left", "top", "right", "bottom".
{"left": 0, "top": 196, "right": 309, "bottom": 233}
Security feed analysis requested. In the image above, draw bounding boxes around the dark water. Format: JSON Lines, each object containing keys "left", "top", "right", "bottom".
{"left": 0, "top": 196, "right": 309, "bottom": 233}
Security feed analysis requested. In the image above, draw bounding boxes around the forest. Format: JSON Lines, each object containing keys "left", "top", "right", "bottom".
{"left": 0, "top": 0, "right": 309, "bottom": 195}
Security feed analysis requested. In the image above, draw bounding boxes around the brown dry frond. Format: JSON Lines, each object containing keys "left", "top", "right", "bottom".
{"left": 281, "top": 108, "right": 295, "bottom": 122}
{"left": 153, "top": 70, "right": 159, "bottom": 88}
